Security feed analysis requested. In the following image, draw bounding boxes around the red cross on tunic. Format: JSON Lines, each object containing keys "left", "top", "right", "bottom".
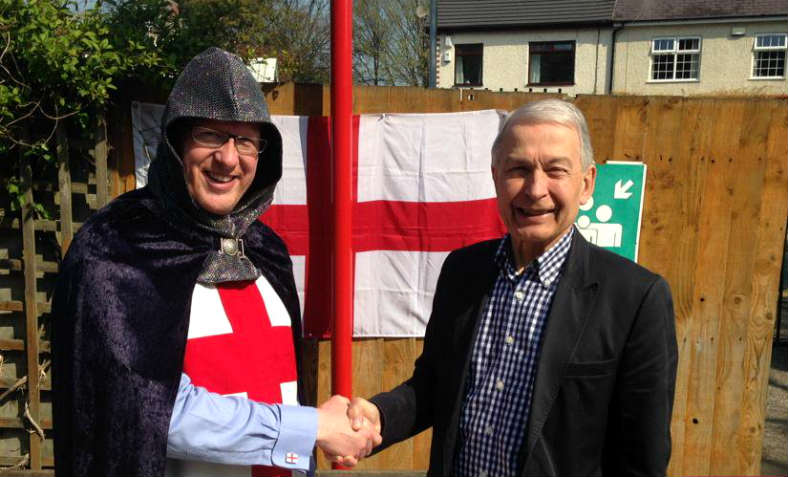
{"left": 183, "top": 277, "right": 297, "bottom": 477}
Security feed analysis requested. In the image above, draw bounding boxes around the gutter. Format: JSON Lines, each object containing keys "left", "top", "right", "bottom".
{"left": 607, "top": 22, "right": 623, "bottom": 95}
{"left": 618, "top": 15, "right": 788, "bottom": 27}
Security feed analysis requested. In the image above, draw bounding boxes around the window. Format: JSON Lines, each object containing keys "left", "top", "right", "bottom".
{"left": 528, "top": 41, "right": 575, "bottom": 85}
{"left": 752, "top": 34, "right": 786, "bottom": 78}
{"left": 454, "top": 43, "right": 483, "bottom": 86}
{"left": 650, "top": 37, "right": 701, "bottom": 81}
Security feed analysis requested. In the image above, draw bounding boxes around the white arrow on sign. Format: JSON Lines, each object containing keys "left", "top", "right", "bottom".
{"left": 614, "top": 179, "right": 634, "bottom": 199}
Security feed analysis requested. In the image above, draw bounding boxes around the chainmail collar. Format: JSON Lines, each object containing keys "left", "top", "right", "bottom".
{"left": 146, "top": 47, "right": 282, "bottom": 284}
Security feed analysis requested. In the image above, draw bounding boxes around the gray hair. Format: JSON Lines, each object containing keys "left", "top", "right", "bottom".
{"left": 491, "top": 99, "right": 594, "bottom": 170}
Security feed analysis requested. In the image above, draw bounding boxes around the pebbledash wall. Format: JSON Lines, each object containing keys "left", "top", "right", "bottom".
{"left": 436, "top": 28, "right": 614, "bottom": 95}
{"left": 613, "top": 20, "right": 788, "bottom": 96}
{"left": 437, "top": 19, "right": 787, "bottom": 97}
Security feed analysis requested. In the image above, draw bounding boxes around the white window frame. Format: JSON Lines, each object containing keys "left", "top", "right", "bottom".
{"left": 648, "top": 36, "right": 702, "bottom": 83}
{"left": 751, "top": 33, "right": 787, "bottom": 80}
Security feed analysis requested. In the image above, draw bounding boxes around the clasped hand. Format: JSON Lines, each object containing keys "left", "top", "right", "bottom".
{"left": 316, "top": 395, "right": 382, "bottom": 466}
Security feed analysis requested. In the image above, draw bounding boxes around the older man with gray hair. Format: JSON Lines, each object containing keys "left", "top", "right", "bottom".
{"left": 344, "top": 99, "right": 678, "bottom": 476}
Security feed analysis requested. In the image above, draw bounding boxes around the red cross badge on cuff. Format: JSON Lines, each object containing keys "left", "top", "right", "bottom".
{"left": 285, "top": 452, "right": 299, "bottom": 465}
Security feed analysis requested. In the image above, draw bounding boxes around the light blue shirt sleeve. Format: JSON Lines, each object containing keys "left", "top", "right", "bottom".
{"left": 167, "top": 373, "right": 317, "bottom": 472}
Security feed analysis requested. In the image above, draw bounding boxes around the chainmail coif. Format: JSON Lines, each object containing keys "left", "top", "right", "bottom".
{"left": 147, "top": 47, "right": 283, "bottom": 283}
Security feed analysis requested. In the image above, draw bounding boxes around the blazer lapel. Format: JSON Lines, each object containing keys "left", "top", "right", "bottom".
{"left": 520, "top": 233, "right": 599, "bottom": 467}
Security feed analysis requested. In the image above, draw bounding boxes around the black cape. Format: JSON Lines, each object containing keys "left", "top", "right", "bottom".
{"left": 52, "top": 47, "right": 301, "bottom": 476}
{"left": 51, "top": 188, "right": 302, "bottom": 475}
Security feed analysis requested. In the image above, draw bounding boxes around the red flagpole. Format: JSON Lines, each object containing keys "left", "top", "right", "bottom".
{"left": 330, "top": 0, "right": 353, "bottom": 406}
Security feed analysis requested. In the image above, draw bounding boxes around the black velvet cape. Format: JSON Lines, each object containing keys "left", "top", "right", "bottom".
{"left": 51, "top": 188, "right": 302, "bottom": 475}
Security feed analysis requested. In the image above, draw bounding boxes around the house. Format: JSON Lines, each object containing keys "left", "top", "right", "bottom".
{"left": 612, "top": 0, "right": 787, "bottom": 96}
{"left": 435, "top": 0, "right": 788, "bottom": 96}
{"left": 436, "top": 0, "right": 616, "bottom": 95}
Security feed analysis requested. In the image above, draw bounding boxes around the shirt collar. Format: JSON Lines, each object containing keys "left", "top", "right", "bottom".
{"left": 494, "top": 227, "right": 574, "bottom": 287}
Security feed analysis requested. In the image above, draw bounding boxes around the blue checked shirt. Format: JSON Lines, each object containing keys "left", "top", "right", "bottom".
{"left": 455, "top": 228, "right": 574, "bottom": 477}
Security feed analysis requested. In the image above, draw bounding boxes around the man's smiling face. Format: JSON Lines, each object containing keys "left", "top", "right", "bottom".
{"left": 181, "top": 119, "right": 260, "bottom": 216}
{"left": 492, "top": 121, "right": 596, "bottom": 265}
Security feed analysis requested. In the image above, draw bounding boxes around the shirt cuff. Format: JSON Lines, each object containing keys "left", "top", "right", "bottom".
{"left": 270, "top": 405, "right": 317, "bottom": 472}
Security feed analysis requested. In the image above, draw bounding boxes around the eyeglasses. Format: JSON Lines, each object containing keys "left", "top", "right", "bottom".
{"left": 191, "top": 126, "right": 267, "bottom": 156}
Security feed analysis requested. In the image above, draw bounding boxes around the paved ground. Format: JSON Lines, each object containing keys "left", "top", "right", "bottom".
{"left": 761, "top": 290, "right": 788, "bottom": 476}
{"left": 761, "top": 335, "right": 787, "bottom": 477}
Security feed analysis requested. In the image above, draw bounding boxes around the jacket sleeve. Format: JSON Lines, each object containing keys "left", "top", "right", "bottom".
{"left": 603, "top": 276, "right": 678, "bottom": 476}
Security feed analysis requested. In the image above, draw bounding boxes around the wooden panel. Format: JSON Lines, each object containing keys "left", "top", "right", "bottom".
{"left": 735, "top": 100, "right": 788, "bottom": 474}
{"left": 264, "top": 83, "right": 558, "bottom": 117}
{"left": 94, "top": 114, "right": 109, "bottom": 208}
{"left": 371, "top": 339, "right": 416, "bottom": 470}
{"left": 315, "top": 339, "right": 331, "bottom": 470}
{"left": 56, "top": 125, "right": 73, "bottom": 254}
{"left": 680, "top": 100, "right": 740, "bottom": 476}
{"left": 611, "top": 96, "right": 649, "bottom": 161}
{"left": 662, "top": 98, "right": 710, "bottom": 474}
{"left": 107, "top": 93, "right": 137, "bottom": 197}
{"left": 20, "top": 157, "right": 42, "bottom": 470}
{"left": 708, "top": 100, "right": 760, "bottom": 475}
{"left": 349, "top": 339, "right": 385, "bottom": 472}
{"left": 574, "top": 94, "right": 618, "bottom": 163}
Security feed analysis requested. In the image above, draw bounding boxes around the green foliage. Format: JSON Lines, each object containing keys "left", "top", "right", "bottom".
{"left": 354, "top": 0, "right": 429, "bottom": 87}
{"left": 0, "top": 0, "right": 161, "bottom": 215}
{"left": 102, "top": 0, "right": 330, "bottom": 87}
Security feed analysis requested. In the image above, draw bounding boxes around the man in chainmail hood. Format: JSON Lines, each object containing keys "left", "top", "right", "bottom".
{"left": 52, "top": 47, "right": 379, "bottom": 477}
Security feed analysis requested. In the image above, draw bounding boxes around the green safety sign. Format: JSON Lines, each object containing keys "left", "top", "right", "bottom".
{"left": 575, "top": 161, "right": 647, "bottom": 262}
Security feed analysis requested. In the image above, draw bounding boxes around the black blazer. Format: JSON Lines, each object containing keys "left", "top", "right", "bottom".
{"left": 371, "top": 231, "right": 678, "bottom": 476}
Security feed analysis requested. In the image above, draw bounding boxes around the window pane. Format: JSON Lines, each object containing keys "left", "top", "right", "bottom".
{"left": 461, "top": 54, "right": 482, "bottom": 84}
{"left": 530, "top": 54, "right": 542, "bottom": 83}
{"left": 754, "top": 50, "right": 786, "bottom": 77}
{"left": 678, "top": 38, "right": 699, "bottom": 51}
{"left": 756, "top": 34, "right": 787, "bottom": 48}
{"left": 454, "top": 44, "right": 483, "bottom": 85}
{"left": 652, "top": 54, "right": 675, "bottom": 80}
{"left": 653, "top": 39, "right": 674, "bottom": 51}
{"left": 528, "top": 41, "right": 575, "bottom": 84}
{"left": 539, "top": 51, "right": 573, "bottom": 83}
{"left": 676, "top": 53, "right": 699, "bottom": 79}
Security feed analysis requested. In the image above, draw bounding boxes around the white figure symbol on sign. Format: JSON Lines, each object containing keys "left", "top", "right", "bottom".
{"left": 576, "top": 198, "right": 623, "bottom": 248}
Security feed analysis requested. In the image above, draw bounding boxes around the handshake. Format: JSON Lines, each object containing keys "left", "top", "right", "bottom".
{"left": 315, "top": 395, "right": 384, "bottom": 466}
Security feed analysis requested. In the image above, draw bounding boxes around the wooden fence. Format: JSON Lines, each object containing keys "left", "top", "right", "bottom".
{"left": 0, "top": 84, "right": 785, "bottom": 475}
{"left": 261, "top": 85, "right": 788, "bottom": 475}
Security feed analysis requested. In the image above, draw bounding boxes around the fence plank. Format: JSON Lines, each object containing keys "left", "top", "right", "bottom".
{"left": 94, "top": 114, "right": 109, "bottom": 208}
{"left": 662, "top": 98, "right": 709, "bottom": 474}
{"left": 373, "top": 339, "right": 415, "bottom": 470}
{"left": 107, "top": 95, "right": 138, "bottom": 195}
{"left": 736, "top": 100, "right": 788, "bottom": 475}
{"left": 681, "top": 100, "right": 742, "bottom": 476}
{"left": 21, "top": 156, "right": 42, "bottom": 471}
{"left": 56, "top": 125, "right": 73, "bottom": 254}
{"left": 350, "top": 339, "right": 387, "bottom": 471}
{"left": 574, "top": 95, "right": 618, "bottom": 163}
{"left": 708, "top": 100, "right": 765, "bottom": 475}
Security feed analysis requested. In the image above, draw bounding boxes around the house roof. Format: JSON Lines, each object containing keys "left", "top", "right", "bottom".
{"left": 436, "top": 0, "right": 787, "bottom": 31}
{"left": 436, "top": 0, "right": 616, "bottom": 30}
{"left": 613, "top": 0, "right": 788, "bottom": 22}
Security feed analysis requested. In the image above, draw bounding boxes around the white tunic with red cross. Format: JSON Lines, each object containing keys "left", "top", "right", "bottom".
{"left": 174, "top": 275, "right": 300, "bottom": 477}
